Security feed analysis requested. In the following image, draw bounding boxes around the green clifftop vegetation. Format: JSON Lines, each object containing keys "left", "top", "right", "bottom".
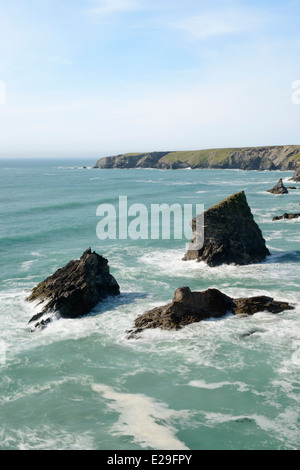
{"left": 94, "top": 145, "right": 300, "bottom": 171}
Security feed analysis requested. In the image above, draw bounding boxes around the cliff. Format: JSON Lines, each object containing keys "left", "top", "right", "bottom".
{"left": 290, "top": 163, "right": 300, "bottom": 181}
{"left": 94, "top": 145, "right": 300, "bottom": 170}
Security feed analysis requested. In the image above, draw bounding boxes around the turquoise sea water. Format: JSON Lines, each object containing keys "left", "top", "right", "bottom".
{"left": 0, "top": 159, "right": 299, "bottom": 450}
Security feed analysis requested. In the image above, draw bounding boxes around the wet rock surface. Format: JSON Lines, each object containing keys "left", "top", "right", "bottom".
{"left": 27, "top": 248, "right": 120, "bottom": 324}
{"left": 183, "top": 191, "right": 270, "bottom": 267}
{"left": 127, "top": 287, "right": 294, "bottom": 336}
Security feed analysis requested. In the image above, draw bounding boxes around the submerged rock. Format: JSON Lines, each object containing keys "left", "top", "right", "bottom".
{"left": 267, "top": 178, "right": 288, "bottom": 194}
{"left": 183, "top": 191, "right": 270, "bottom": 267}
{"left": 128, "top": 287, "right": 294, "bottom": 335}
{"left": 27, "top": 248, "right": 120, "bottom": 324}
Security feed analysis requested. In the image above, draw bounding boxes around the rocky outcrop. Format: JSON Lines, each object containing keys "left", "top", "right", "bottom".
{"left": 127, "top": 287, "right": 294, "bottom": 335}
{"left": 183, "top": 191, "right": 270, "bottom": 267}
{"left": 27, "top": 248, "right": 120, "bottom": 325}
{"left": 289, "top": 163, "right": 300, "bottom": 182}
{"left": 94, "top": 146, "right": 300, "bottom": 171}
{"left": 94, "top": 152, "right": 170, "bottom": 169}
{"left": 267, "top": 178, "right": 288, "bottom": 194}
{"left": 272, "top": 213, "right": 300, "bottom": 221}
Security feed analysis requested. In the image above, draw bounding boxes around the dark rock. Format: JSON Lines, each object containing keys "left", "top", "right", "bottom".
{"left": 129, "top": 287, "right": 294, "bottom": 334}
{"left": 290, "top": 164, "right": 300, "bottom": 182}
{"left": 32, "top": 316, "right": 53, "bottom": 332}
{"left": 235, "top": 417, "right": 255, "bottom": 423}
{"left": 231, "top": 295, "right": 293, "bottom": 315}
{"left": 27, "top": 248, "right": 120, "bottom": 323}
{"left": 267, "top": 178, "right": 288, "bottom": 194}
{"left": 239, "top": 329, "right": 264, "bottom": 338}
{"left": 272, "top": 213, "right": 300, "bottom": 221}
{"left": 183, "top": 191, "right": 270, "bottom": 267}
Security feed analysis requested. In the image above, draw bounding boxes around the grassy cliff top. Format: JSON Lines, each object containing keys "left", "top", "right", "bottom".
{"left": 158, "top": 146, "right": 300, "bottom": 168}
{"left": 95, "top": 145, "right": 300, "bottom": 170}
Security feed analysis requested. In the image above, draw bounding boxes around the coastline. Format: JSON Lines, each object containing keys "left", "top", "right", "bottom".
{"left": 94, "top": 146, "right": 300, "bottom": 171}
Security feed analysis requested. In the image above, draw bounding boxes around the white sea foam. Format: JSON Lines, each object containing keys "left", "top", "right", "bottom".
{"left": 2, "top": 425, "right": 95, "bottom": 450}
{"left": 189, "top": 380, "right": 249, "bottom": 392}
{"left": 139, "top": 248, "right": 300, "bottom": 296}
{"left": 92, "top": 383, "right": 189, "bottom": 450}
{"left": 201, "top": 408, "right": 299, "bottom": 449}
{"left": 21, "top": 260, "right": 36, "bottom": 271}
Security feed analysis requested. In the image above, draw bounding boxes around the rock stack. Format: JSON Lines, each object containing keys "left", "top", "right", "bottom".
{"left": 183, "top": 191, "right": 270, "bottom": 267}
{"left": 27, "top": 248, "right": 120, "bottom": 325}
{"left": 267, "top": 178, "right": 288, "bottom": 194}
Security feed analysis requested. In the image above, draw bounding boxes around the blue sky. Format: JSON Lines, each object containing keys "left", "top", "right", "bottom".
{"left": 0, "top": 0, "right": 300, "bottom": 158}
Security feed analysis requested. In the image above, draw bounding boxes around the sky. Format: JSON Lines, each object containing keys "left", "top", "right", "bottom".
{"left": 0, "top": 0, "right": 300, "bottom": 158}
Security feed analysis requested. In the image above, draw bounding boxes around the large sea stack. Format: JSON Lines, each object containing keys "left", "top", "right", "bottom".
{"left": 27, "top": 248, "right": 120, "bottom": 324}
{"left": 183, "top": 191, "right": 270, "bottom": 267}
{"left": 267, "top": 178, "right": 288, "bottom": 194}
{"left": 128, "top": 287, "right": 294, "bottom": 335}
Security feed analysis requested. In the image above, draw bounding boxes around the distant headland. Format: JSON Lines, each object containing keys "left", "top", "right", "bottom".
{"left": 94, "top": 145, "right": 300, "bottom": 171}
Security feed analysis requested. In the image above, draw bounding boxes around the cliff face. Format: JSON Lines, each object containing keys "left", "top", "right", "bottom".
{"left": 290, "top": 163, "right": 300, "bottom": 181}
{"left": 95, "top": 152, "right": 170, "bottom": 169}
{"left": 183, "top": 191, "right": 270, "bottom": 267}
{"left": 94, "top": 145, "right": 300, "bottom": 170}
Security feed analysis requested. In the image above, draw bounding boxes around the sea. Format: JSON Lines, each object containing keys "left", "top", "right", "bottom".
{"left": 0, "top": 158, "right": 299, "bottom": 451}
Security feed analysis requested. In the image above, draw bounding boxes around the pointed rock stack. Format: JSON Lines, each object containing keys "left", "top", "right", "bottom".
{"left": 267, "top": 178, "right": 288, "bottom": 194}
{"left": 183, "top": 191, "right": 270, "bottom": 267}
